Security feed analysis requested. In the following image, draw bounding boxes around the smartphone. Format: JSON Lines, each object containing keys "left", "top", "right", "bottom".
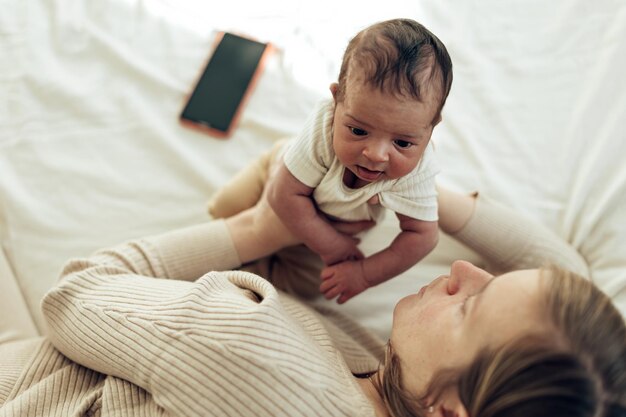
{"left": 180, "top": 32, "right": 271, "bottom": 138}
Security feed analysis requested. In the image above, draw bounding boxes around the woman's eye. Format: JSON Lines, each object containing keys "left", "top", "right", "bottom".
{"left": 394, "top": 139, "right": 413, "bottom": 149}
{"left": 349, "top": 127, "right": 368, "bottom": 136}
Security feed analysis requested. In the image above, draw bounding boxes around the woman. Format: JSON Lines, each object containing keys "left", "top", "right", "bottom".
{"left": 0, "top": 157, "right": 624, "bottom": 417}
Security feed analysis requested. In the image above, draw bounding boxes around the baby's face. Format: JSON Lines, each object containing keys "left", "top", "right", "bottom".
{"left": 331, "top": 79, "right": 440, "bottom": 185}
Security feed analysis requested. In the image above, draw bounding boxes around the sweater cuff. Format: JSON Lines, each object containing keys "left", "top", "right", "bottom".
{"left": 148, "top": 220, "right": 242, "bottom": 282}
{"left": 451, "top": 196, "right": 590, "bottom": 278}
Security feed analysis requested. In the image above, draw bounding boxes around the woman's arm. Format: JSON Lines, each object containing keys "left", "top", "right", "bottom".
{"left": 40, "top": 220, "right": 329, "bottom": 417}
{"left": 436, "top": 187, "right": 477, "bottom": 235}
{"left": 437, "top": 186, "right": 590, "bottom": 277}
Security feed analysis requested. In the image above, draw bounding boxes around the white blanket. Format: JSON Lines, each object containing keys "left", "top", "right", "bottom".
{"left": 1, "top": 0, "right": 624, "bottom": 341}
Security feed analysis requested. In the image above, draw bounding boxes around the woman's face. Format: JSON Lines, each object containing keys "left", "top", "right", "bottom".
{"left": 390, "top": 260, "right": 547, "bottom": 394}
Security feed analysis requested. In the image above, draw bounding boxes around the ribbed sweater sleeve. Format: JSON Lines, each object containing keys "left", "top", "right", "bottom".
{"left": 451, "top": 196, "right": 590, "bottom": 278}
{"left": 0, "top": 339, "right": 40, "bottom": 406}
{"left": 40, "top": 219, "right": 375, "bottom": 417}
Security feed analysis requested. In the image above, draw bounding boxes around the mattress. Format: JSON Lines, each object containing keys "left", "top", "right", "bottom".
{"left": 1, "top": 0, "right": 624, "bottom": 340}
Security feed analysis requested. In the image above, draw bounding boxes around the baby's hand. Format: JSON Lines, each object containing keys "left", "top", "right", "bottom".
{"left": 319, "top": 260, "right": 369, "bottom": 304}
{"left": 318, "top": 235, "right": 364, "bottom": 266}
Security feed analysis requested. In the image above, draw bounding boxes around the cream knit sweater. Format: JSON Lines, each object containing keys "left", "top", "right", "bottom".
{"left": 0, "top": 198, "right": 588, "bottom": 417}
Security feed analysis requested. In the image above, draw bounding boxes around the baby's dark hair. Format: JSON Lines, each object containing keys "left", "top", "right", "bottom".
{"left": 336, "top": 19, "right": 453, "bottom": 125}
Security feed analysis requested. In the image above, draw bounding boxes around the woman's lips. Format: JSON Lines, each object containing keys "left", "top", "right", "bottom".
{"left": 356, "top": 165, "right": 383, "bottom": 181}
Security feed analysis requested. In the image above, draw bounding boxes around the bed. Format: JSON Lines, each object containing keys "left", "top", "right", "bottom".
{"left": 1, "top": 0, "right": 625, "bottom": 343}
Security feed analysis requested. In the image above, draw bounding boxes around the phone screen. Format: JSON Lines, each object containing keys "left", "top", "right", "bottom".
{"left": 181, "top": 33, "right": 269, "bottom": 136}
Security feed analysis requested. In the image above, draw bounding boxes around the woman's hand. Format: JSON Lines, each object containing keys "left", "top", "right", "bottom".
{"left": 225, "top": 185, "right": 305, "bottom": 265}
{"left": 317, "top": 234, "right": 364, "bottom": 267}
{"left": 225, "top": 151, "right": 376, "bottom": 264}
{"left": 227, "top": 194, "right": 369, "bottom": 266}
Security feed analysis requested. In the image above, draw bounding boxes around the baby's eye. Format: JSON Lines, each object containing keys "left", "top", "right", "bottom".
{"left": 394, "top": 139, "right": 413, "bottom": 149}
{"left": 349, "top": 126, "right": 368, "bottom": 136}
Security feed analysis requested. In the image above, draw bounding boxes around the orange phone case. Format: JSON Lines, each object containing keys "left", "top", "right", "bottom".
{"left": 180, "top": 32, "right": 273, "bottom": 138}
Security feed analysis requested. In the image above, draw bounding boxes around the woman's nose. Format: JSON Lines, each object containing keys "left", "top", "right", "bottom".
{"left": 446, "top": 260, "right": 493, "bottom": 295}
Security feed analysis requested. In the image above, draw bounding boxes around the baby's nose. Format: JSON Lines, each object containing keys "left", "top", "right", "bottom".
{"left": 363, "top": 143, "right": 389, "bottom": 162}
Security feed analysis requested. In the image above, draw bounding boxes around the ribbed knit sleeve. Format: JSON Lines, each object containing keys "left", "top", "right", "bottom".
{"left": 0, "top": 338, "right": 40, "bottom": 406}
{"left": 40, "top": 219, "right": 376, "bottom": 417}
{"left": 451, "top": 196, "right": 590, "bottom": 277}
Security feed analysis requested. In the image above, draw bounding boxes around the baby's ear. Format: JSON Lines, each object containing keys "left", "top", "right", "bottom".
{"left": 329, "top": 83, "right": 339, "bottom": 100}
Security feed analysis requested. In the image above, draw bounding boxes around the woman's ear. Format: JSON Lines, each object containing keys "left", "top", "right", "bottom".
{"left": 439, "top": 404, "right": 468, "bottom": 417}
{"left": 436, "top": 389, "right": 469, "bottom": 417}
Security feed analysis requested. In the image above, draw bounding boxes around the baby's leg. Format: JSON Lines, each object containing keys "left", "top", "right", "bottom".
{"left": 207, "top": 139, "right": 287, "bottom": 219}
{"left": 207, "top": 150, "right": 270, "bottom": 219}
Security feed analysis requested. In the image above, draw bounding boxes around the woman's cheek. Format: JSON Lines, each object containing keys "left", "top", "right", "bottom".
{"left": 417, "top": 297, "right": 458, "bottom": 324}
{"left": 418, "top": 303, "right": 444, "bottom": 321}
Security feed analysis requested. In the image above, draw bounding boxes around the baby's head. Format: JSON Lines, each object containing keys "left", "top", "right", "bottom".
{"left": 330, "top": 19, "right": 453, "bottom": 184}
{"left": 335, "top": 18, "right": 453, "bottom": 124}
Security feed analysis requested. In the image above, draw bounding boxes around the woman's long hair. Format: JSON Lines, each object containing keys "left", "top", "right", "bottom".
{"left": 372, "top": 265, "right": 626, "bottom": 417}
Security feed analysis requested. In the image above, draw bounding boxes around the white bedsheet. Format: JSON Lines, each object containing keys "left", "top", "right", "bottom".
{"left": 1, "top": 0, "right": 625, "bottom": 340}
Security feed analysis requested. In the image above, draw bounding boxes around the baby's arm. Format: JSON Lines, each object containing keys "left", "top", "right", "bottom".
{"left": 320, "top": 213, "right": 438, "bottom": 304}
{"left": 363, "top": 214, "right": 438, "bottom": 284}
{"left": 267, "top": 163, "right": 363, "bottom": 265}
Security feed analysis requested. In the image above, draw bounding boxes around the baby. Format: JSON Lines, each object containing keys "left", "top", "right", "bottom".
{"left": 210, "top": 18, "right": 453, "bottom": 303}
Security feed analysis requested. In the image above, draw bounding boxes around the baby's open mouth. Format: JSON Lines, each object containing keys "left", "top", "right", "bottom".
{"left": 356, "top": 165, "right": 383, "bottom": 181}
